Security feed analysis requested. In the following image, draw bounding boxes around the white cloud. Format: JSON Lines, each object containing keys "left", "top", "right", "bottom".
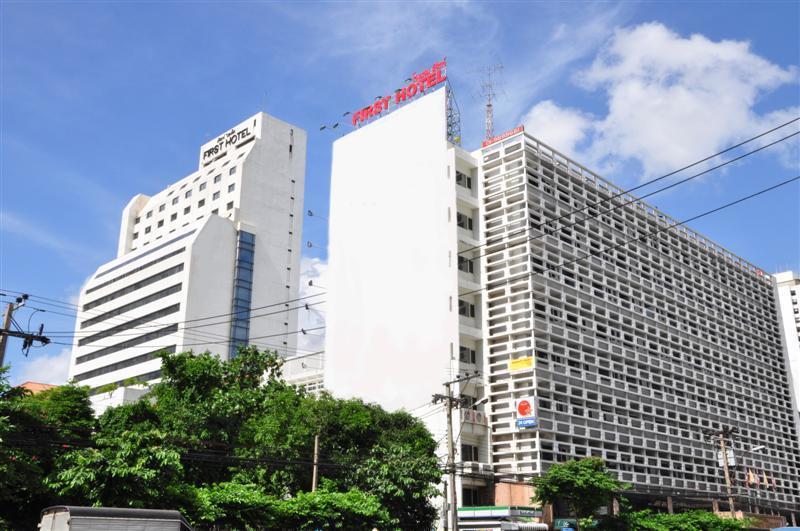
{"left": 523, "top": 100, "right": 594, "bottom": 158}
{"left": 521, "top": 22, "right": 799, "bottom": 178}
{"left": 11, "top": 347, "right": 71, "bottom": 386}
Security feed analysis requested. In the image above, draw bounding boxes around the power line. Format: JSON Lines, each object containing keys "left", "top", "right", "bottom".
{"left": 459, "top": 175, "right": 799, "bottom": 298}
{"left": 459, "top": 127, "right": 799, "bottom": 263}
{"left": 459, "top": 117, "right": 798, "bottom": 258}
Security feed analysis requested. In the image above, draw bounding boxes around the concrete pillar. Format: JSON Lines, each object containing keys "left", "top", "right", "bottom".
{"left": 791, "top": 512, "right": 796, "bottom": 526}
{"left": 612, "top": 497, "right": 620, "bottom": 516}
{"left": 666, "top": 496, "right": 674, "bottom": 514}
{"left": 712, "top": 499, "right": 720, "bottom": 513}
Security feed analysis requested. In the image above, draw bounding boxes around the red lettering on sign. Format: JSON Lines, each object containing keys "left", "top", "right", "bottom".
{"left": 482, "top": 125, "right": 525, "bottom": 148}
{"left": 351, "top": 59, "right": 447, "bottom": 127}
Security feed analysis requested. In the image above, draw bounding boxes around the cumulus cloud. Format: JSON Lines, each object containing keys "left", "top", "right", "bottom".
{"left": 523, "top": 100, "right": 594, "bottom": 158}
{"left": 11, "top": 347, "right": 71, "bottom": 386}
{"left": 521, "top": 22, "right": 799, "bottom": 178}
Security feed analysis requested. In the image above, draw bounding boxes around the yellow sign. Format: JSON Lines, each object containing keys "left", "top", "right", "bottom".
{"left": 509, "top": 356, "right": 534, "bottom": 372}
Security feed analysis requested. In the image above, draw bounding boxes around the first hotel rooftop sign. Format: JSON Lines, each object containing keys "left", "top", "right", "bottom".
{"left": 350, "top": 59, "right": 447, "bottom": 127}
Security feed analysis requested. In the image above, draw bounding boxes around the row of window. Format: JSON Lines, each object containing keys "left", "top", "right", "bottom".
{"left": 74, "top": 346, "right": 175, "bottom": 382}
{"left": 76, "top": 324, "right": 178, "bottom": 365}
{"left": 83, "top": 264, "right": 184, "bottom": 311}
{"left": 134, "top": 166, "right": 237, "bottom": 224}
{"left": 89, "top": 369, "right": 163, "bottom": 395}
{"left": 133, "top": 188, "right": 235, "bottom": 240}
{"left": 229, "top": 231, "right": 255, "bottom": 359}
{"left": 85, "top": 248, "right": 185, "bottom": 296}
{"left": 82, "top": 284, "right": 181, "bottom": 329}
{"left": 78, "top": 304, "right": 180, "bottom": 347}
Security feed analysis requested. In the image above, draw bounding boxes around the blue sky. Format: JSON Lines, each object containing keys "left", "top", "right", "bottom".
{"left": 1, "top": 1, "right": 798, "bottom": 385}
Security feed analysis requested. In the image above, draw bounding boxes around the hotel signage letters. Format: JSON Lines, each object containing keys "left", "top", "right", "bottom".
{"left": 482, "top": 125, "right": 524, "bottom": 148}
{"left": 202, "top": 126, "right": 253, "bottom": 163}
{"left": 350, "top": 59, "right": 447, "bottom": 127}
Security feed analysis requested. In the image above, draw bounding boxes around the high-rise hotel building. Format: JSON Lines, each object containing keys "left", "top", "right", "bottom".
{"left": 69, "top": 113, "right": 306, "bottom": 396}
{"left": 325, "top": 78, "right": 800, "bottom": 521}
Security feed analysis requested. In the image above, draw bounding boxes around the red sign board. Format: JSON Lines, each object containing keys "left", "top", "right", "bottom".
{"left": 482, "top": 125, "right": 524, "bottom": 148}
{"left": 351, "top": 59, "right": 447, "bottom": 127}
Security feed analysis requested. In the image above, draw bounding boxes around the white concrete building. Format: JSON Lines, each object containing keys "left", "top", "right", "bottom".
{"left": 774, "top": 271, "right": 800, "bottom": 417}
{"left": 68, "top": 113, "right": 307, "bottom": 399}
{"left": 326, "top": 83, "right": 800, "bottom": 523}
{"left": 326, "top": 86, "right": 493, "bottom": 515}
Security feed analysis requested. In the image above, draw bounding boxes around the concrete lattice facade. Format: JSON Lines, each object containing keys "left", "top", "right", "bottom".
{"left": 479, "top": 130, "right": 800, "bottom": 510}
{"left": 69, "top": 113, "right": 306, "bottom": 397}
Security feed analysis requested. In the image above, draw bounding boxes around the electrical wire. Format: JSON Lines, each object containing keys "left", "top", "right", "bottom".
{"left": 459, "top": 116, "right": 799, "bottom": 257}
{"left": 459, "top": 175, "right": 800, "bottom": 298}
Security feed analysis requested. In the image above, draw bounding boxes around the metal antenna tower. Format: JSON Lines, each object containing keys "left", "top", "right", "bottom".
{"left": 479, "top": 63, "right": 503, "bottom": 140}
{"left": 446, "top": 80, "right": 462, "bottom": 146}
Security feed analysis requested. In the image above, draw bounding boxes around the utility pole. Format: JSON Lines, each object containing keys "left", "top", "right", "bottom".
{"left": 0, "top": 294, "right": 48, "bottom": 366}
{"left": 433, "top": 371, "right": 479, "bottom": 531}
{"left": 311, "top": 433, "right": 320, "bottom": 492}
{"left": 704, "top": 426, "right": 739, "bottom": 517}
{"left": 0, "top": 302, "right": 13, "bottom": 367}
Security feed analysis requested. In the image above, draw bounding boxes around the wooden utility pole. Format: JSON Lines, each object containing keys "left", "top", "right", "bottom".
{"left": 311, "top": 433, "right": 320, "bottom": 492}
{"left": 0, "top": 302, "right": 13, "bottom": 367}
{"left": 704, "top": 426, "right": 738, "bottom": 517}
{"left": 445, "top": 380, "right": 458, "bottom": 531}
{"left": 719, "top": 433, "right": 736, "bottom": 516}
{"left": 433, "top": 371, "right": 479, "bottom": 531}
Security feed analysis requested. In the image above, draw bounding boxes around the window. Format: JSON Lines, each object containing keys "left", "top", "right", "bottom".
{"left": 458, "top": 299, "right": 476, "bottom": 318}
{"left": 198, "top": 199, "right": 205, "bottom": 208}
{"left": 211, "top": 209, "right": 219, "bottom": 215}
{"left": 214, "top": 174, "right": 222, "bottom": 183}
{"left": 459, "top": 346, "right": 476, "bottom": 364}
{"left": 199, "top": 182, "right": 207, "bottom": 191}
{"left": 172, "top": 197, "right": 178, "bottom": 205}
{"left": 144, "top": 226, "right": 151, "bottom": 234}
{"left": 134, "top": 216, "right": 140, "bottom": 224}
{"left": 212, "top": 191, "right": 220, "bottom": 200}
{"left": 158, "top": 204, "right": 165, "bottom": 212}
{"left": 228, "top": 183, "right": 235, "bottom": 193}
{"left": 456, "top": 212, "right": 473, "bottom": 230}
{"left": 184, "top": 206, "right": 190, "bottom": 215}
{"left": 458, "top": 255, "right": 474, "bottom": 274}
{"left": 229, "top": 166, "right": 237, "bottom": 175}
{"left": 132, "top": 232, "right": 139, "bottom": 240}
{"left": 462, "top": 487, "right": 481, "bottom": 507}
{"left": 157, "top": 220, "right": 164, "bottom": 228}
{"left": 226, "top": 201, "right": 234, "bottom": 210}
{"left": 456, "top": 170, "right": 472, "bottom": 189}
{"left": 146, "top": 211, "right": 153, "bottom": 219}
{"left": 461, "top": 444, "right": 479, "bottom": 462}
{"left": 185, "top": 190, "right": 192, "bottom": 199}
{"left": 170, "top": 213, "right": 177, "bottom": 221}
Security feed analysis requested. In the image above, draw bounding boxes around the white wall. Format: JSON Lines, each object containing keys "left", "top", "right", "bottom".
{"left": 325, "top": 88, "right": 461, "bottom": 413}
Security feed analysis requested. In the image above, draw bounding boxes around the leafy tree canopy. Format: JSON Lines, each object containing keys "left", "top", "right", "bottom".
{"left": 13, "top": 346, "right": 441, "bottom": 529}
{"left": 532, "top": 457, "right": 628, "bottom": 524}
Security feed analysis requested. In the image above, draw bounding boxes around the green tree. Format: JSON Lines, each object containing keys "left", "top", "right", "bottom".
{"left": 9, "top": 347, "right": 442, "bottom": 529}
{"left": 596, "top": 509, "right": 750, "bottom": 531}
{"left": 0, "top": 369, "right": 95, "bottom": 529}
{"left": 532, "top": 457, "right": 628, "bottom": 528}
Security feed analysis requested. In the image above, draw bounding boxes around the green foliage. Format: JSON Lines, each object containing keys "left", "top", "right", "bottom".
{"left": 532, "top": 457, "right": 628, "bottom": 522}
{"left": 0, "top": 369, "right": 95, "bottom": 529}
{"left": 596, "top": 510, "right": 750, "bottom": 531}
{"left": 16, "top": 346, "right": 441, "bottom": 529}
{"left": 47, "top": 428, "right": 185, "bottom": 509}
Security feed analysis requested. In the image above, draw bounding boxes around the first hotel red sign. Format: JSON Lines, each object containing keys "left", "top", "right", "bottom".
{"left": 351, "top": 59, "right": 447, "bottom": 127}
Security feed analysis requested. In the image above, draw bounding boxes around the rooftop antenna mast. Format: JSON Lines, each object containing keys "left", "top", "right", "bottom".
{"left": 479, "top": 63, "right": 503, "bottom": 140}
